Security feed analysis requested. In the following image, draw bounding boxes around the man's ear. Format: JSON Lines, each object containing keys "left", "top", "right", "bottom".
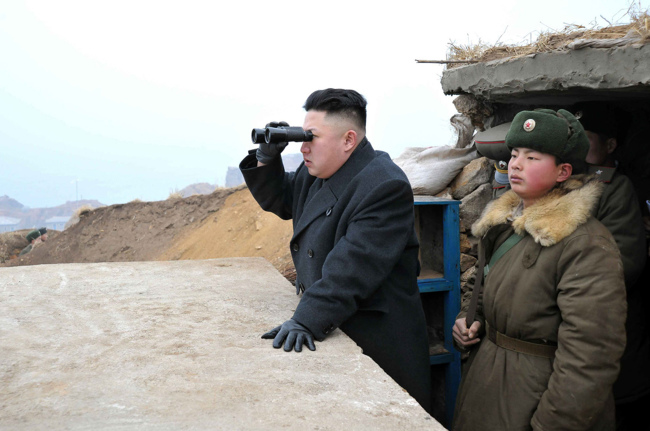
{"left": 556, "top": 163, "right": 573, "bottom": 183}
{"left": 606, "top": 138, "right": 617, "bottom": 154}
{"left": 343, "top": 130, "right": 358, "bottom": 152}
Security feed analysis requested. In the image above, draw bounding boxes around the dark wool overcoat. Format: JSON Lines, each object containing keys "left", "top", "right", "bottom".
{"left": 240, "top": 138, "right": 432, "bottom": 412}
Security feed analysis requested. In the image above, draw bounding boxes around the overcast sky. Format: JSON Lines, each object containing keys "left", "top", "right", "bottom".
{"left": 0, "top": 0, "right": 642, "bottom": 208}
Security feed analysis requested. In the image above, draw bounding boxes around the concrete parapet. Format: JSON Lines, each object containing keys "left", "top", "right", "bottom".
{"left": 0, "top": 258, "right": 443, "bottom": 430}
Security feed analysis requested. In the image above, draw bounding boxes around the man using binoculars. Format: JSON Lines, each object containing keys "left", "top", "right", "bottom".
{"left": 239, "top": 88, "right": 432, "bottom": 413}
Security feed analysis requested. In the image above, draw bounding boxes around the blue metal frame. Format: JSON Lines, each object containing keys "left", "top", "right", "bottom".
{"left": 414, "top": 196, "right": 461, "bottom": 426}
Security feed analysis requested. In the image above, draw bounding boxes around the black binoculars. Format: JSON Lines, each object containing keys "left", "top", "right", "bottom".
{"left": 251, "top": 126, "right": 313, "bottom": 144}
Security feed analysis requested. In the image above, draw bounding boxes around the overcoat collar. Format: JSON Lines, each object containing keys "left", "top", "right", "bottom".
{"left": 472, "top": 174, "right": 604, "bottom": 247}
{"left": 292, "top": 138, "right": 375, "bottom": 240}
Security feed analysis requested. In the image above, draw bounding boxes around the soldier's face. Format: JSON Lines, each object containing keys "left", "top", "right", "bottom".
{"left": 585, "top": 131, "right": 611, "bottom": 166}
{"left": 508, "top": 147, "right": 570, "bottom": 207}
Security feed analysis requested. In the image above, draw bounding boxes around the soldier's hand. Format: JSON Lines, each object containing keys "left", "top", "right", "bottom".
{"left": 256, "top": 121, "right": 289, "bottom": 165}
{"left": 453, "top": 318, "right": 482, "bottom": 347}
{"left": 261, "top": 319, "right": 316, "bottom": 352}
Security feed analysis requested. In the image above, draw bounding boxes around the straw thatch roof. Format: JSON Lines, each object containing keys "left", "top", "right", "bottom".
{"left": 445, "top": 9, "right": 649, "bottom": 68}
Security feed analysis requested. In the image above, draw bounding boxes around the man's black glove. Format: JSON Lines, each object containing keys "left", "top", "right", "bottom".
{"left": 256, "top": 121, "right": 289, "bottom": 165}
{"left": 261, "top": 319, "right": 316, "bottom": 352}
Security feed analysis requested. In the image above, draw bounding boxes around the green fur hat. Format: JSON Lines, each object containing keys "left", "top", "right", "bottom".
{"left": 505, "top": 108, "right": 589, "bottom": 173}
{"left": 26, "top": 230, "right": 41, "bottom": 242}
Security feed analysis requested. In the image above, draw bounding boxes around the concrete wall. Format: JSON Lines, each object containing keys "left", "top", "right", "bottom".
{"left": 441, "top": 44, "right": 650, "bottom": 104}
{"left": 0, "top": 258, "right": 444, "bottom": 430}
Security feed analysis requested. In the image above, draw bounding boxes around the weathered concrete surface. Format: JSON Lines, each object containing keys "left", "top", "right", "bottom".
{"left": 0, "top": 258, "right": 443, "bottom": 430}
{"left": 441, "top": 44, "right": 650, "bottom": 104}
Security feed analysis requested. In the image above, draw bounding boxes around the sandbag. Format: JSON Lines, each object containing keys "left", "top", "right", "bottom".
{"left": 393, "top": 145, "right": 478, "bottom": 196}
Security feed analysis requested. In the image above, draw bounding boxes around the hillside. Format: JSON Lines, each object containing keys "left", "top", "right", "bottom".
{"left": 2, "top": 186, "right": 295, "bottom": 281}
{"left": 158, "top": 188, "right": 294, "bottom": 277}
{"left": 179, "top": 182, "right": 218, "bottom": 197}
{"left": 0, "top": 197, "right": 104, "bottom": 230}
{"left": 0, "top": 195, "right": 25, "bottom": 211}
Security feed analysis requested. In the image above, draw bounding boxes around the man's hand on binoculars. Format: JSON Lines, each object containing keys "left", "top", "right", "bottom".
{"left": 261, "top": 318, "right": 316, "bottom": 352}
{"left": 256, "top": 121, "right": 289, "bottom": 165}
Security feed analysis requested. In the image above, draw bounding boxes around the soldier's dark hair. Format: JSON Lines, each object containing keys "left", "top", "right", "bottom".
{"left": 303, "top": 88, "right": 367, "bottom": 132}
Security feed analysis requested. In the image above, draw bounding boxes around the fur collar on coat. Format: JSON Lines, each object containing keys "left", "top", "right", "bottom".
{"left": 472, "top": 175, "right": 604, "bottom": 247}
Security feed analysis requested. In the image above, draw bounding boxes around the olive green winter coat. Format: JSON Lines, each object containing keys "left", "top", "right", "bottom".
{"left": 453, "top": 175, "right": 626, "bottom": 431}
{"left": 592, "top": 168, "right": 646, "bottom": 286}
{"left": 591, "top": 168, "right": 649, "bottom": 402}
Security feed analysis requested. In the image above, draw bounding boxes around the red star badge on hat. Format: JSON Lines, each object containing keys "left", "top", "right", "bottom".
{"left": 523, "top": 119, "right": 536, "bottom": 132}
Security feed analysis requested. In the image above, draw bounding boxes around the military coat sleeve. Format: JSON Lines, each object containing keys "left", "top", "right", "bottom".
{"left": 454, "top": 225, "right": 513, "bottom": 351}
{"left": 239, "top": 150, "right": 299, "bottom": 221}
{"left": 531, "top": 227, "right": 626, "bottom": 430}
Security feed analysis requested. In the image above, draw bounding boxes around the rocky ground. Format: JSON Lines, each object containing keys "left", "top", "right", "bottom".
{"left": 1, "top": 185, "right": 295, "bottom": 281}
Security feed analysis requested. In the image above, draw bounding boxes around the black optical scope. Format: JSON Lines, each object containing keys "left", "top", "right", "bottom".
{"left": 251, "top": 126, "right": 313, "bottom": 144}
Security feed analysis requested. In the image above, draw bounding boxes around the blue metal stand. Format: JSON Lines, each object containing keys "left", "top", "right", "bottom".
{"left": 414, "top": 196, "right": 461, "bottom": 427}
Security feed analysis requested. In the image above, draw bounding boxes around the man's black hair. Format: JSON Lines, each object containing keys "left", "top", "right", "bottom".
{"left": 303, "top": 88, "right": 367, "bottom": 131}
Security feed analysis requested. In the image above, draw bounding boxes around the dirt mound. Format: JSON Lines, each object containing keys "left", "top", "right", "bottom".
{"left": 0, "top": 229, "right": 62, "bottom": 263}
{"left": 0, "top": 230, "right": 30, "bottom": 262}
{"left": 2, "top": 186, "right": 294, "bottom": 279}
{"left": 158, "top": 188, "right": 294, "bottom": 276}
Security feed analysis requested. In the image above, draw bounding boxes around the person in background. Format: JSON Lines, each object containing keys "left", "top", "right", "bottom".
{"left": 452, "top": 109, "right": 626, "bottom": 430}
{"left": 19, "top": 230, "right": 41, "bottom": 256}
{"left": 577, "top": 102, "right": 650, "bottom": 431}
{"left": 239, "top": 88, "right": 432, "bottom": 413}
{"left": 38, "top": 227, "right": 48, "bottom": 242}
{"left": 576, "top": 103, "right": 646, "bottom": 285}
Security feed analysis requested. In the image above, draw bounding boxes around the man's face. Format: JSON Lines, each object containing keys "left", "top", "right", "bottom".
{"left": 41, "top": 233, "right": 48, "bottom": 242}
{"left": 301, "top": 110, "right": 353, "bottom": 179}
{"left": 508, "top": 147, "right": 568, "bottom": 207}
{"left": 585, "top": 131, "right": 610, "bottom": 165}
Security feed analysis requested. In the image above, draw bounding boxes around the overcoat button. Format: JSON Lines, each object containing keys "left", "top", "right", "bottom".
{"left": 292, "top": 243, "right": 299, "bottom": 252}
{"left": 326, "top": 207, "right": 332, "bottom": 216}
{"left": 307, "top": 249, "right": 314, "bottom": 258}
